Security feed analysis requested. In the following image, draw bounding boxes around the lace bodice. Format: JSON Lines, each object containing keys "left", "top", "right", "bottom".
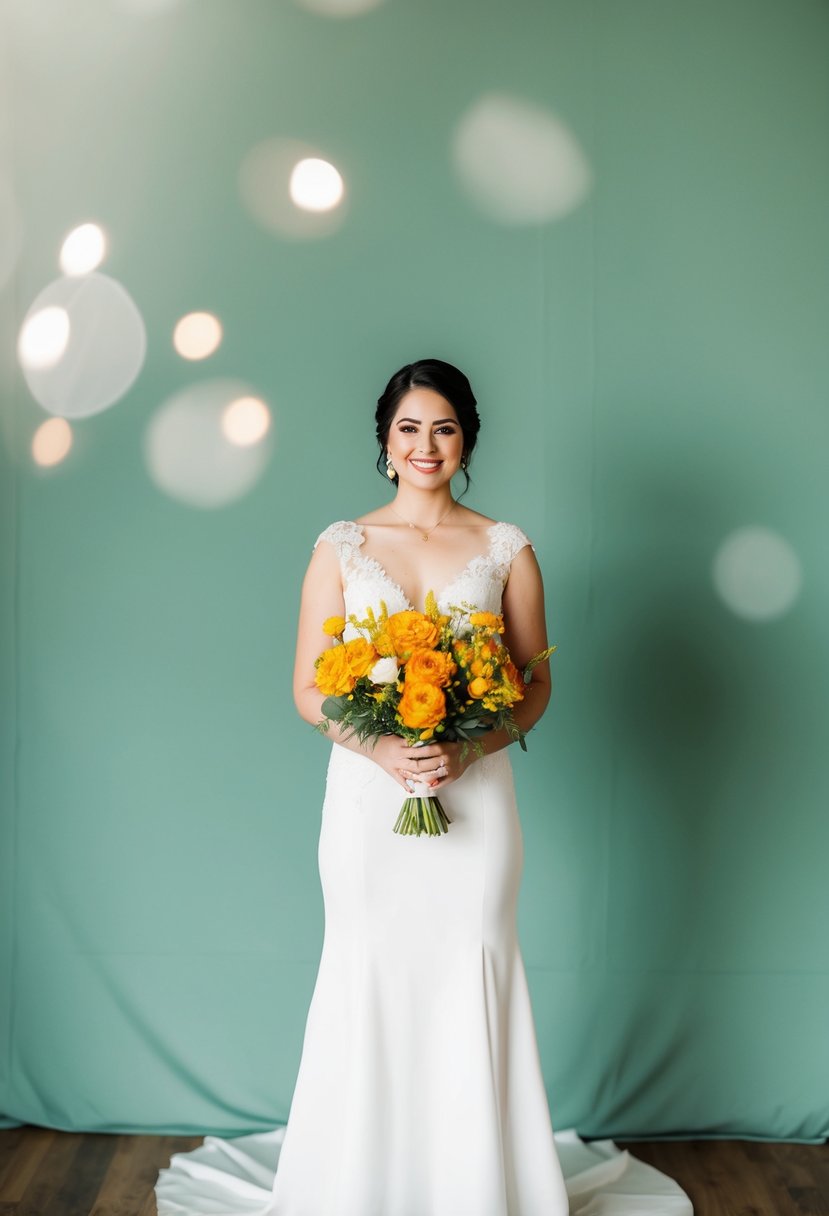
{"left": 312, "top": 519, "right": 534, "bottom": 639}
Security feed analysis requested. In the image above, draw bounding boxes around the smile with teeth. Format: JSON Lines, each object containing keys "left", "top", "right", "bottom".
{"left": 410, "top": 458, "right": 443, "bottom": 471}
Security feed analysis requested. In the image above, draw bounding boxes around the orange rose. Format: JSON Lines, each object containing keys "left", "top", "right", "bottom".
{"left": 398, "top": 680, "right": 446, "bottom": 730}
{"left": 344, "top": 637, "right": 378, "bottom": 679}
{"left": 468, "top": 676, "right": 492, "bottom": 699}
{"left": 315, "top": 645, "right": 356, "bottom": 696}
{"left": 501, "top": 657, "right": 525, "bottom": 703}
{"left": 405, "top": 648, "right": 457, "bottom": 688}
{"left": 386, "top": 611, "right": 440, "bottom": 661}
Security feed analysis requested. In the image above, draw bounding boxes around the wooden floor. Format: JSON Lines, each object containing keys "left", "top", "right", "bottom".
{"left": 0, "top": 1123, "right": 827, "bottom": 1215}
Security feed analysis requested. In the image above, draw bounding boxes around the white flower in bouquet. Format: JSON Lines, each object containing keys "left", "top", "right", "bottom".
{"left": 369, "top": 656, "right": 400, "bottom": 684}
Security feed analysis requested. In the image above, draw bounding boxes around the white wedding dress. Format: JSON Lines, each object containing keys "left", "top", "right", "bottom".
{"left": 155, "top": 520, "right": 693, "bottom": 1216}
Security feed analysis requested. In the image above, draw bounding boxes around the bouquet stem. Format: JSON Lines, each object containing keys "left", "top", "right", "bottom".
{"left": 392, "top": 793, "right": 452, "bottom": 836}
{"left": 393, "top": 739, "right": 452, "bottom": 836}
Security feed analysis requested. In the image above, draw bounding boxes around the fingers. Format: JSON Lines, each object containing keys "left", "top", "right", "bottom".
{"left": 400, "top": 761, "right": 450, "bottom": 788}
{"left": 402, "top": 762, "right": 446, "bottom": 781}
{"left": 402, "top": 744, "right": 441, "bottom": 760}
{"left": 403, "top": 751, "right": 447, "bottom": 768}
{"left": 395, "top": 743, "right": 457, "bottom": 790}
{"left": 398, "top": 765, "right": 445, "bottom": 789}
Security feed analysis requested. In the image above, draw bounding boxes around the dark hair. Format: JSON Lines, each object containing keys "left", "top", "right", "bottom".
{"left": 374, "top": 358, "right": 481, "bottom": 500}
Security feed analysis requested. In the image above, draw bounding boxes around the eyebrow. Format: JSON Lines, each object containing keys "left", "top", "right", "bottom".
{"left": 397, "top": 417, "right": 457, "bottom": 425}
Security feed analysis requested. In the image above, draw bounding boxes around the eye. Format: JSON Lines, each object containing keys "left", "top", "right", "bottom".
{"left": 398, "top": 425, "right": 456, "bottom": 433}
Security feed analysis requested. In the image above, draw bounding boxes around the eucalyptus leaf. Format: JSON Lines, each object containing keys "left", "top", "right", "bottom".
{"left": 320, "top": 696, "right": 348, "bottom": 720}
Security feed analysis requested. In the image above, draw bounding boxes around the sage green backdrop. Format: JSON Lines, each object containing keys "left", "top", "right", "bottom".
{"left": 1, "top": 0, "right": 827, "bottom": 1144}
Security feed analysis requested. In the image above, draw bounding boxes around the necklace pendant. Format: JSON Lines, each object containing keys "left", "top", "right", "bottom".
{"left": 422, "top": 533, "right": 429, "bottom": 541}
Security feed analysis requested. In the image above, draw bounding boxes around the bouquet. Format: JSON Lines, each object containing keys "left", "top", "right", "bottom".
{"left": 313, "top": 592, "right": 556, "bottom": 837}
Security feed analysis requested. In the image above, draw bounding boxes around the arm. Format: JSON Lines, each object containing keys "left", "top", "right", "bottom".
{"left": 475, "top": 543, "right": 553, "bottom": 758}
{"left": 292, "top": 539, "right": 378, "bottom": 760}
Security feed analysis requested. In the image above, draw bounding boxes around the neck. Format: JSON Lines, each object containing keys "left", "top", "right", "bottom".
{"left": 391, "top": 486, "right": 456, "bottom": 527}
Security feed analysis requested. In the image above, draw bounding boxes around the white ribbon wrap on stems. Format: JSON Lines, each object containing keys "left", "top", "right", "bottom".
{"left": 406, "top": 777, "right": 435, "bottom": 796}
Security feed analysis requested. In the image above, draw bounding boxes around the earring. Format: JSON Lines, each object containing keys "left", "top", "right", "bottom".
{"left": 386, "top": 451, "right": 397, "bottom": 480}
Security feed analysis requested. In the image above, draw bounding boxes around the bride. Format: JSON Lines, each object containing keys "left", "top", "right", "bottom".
{"left": 155, "top": 358, "right": 693, "bottom": 1215}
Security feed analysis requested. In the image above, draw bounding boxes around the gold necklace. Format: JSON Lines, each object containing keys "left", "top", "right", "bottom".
{"left": 388, "top": 499, "right": 457, "bottom": 541}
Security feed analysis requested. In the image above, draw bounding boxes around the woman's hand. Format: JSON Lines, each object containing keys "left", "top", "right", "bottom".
{"left": 369, "top": 734, "right": 478, "bottom": 793}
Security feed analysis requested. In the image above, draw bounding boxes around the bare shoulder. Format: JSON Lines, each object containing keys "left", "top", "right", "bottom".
{"left": 353, "top": 507, "right": 388, "bottom": 525}
{"left": 454, "top": 506, "right": 498, "bottom": 528}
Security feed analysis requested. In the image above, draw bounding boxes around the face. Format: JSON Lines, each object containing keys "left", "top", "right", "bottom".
{"left": 386, "top": 387, "right": 464, "bottom": 486}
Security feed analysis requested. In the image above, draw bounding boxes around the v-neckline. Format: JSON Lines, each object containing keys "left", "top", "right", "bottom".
{"left": 349, "top": 521, "right": 502, "bottom": 611}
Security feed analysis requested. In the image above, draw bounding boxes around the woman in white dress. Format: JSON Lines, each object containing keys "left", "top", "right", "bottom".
{"left": 155, "top": 358, "right": 693, "bottom": 1215}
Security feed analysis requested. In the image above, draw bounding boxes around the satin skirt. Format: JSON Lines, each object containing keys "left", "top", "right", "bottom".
{"left": 155, "top": 744, "right": 693, "bottom": 1216}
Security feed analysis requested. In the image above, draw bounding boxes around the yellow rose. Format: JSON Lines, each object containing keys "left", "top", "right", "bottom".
{"left": 405, "top": 648, "right": 457, "bottom": 688}
{"left": 322, "top": 615, "right": 346, "bottom": 637}
{"left": 344, "top": 637, "right": 378, "bottom": 679}
{"left": 398, "top": 680, "right": 446, "bottom": 730}
{"left": 315, "top": 645, "right": 356, "bottom": 696}
{"left": 469, "top": 611, "right": 504, "bottom": 633}
{"left": 386, "top": 611, "right": 440, "bottom": 662}
{"left": 372, "top": 630, "right": 397, "bottom": 658}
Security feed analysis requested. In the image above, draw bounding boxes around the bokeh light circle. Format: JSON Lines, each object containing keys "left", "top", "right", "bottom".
{"left": 60, "top": 222, "right": 107, "bottom": 276}
{"left": 289, "top": 158, "right": 344, "bottom": 212}
{"left": 32, "top": 417, "right": 73, "bottom": 468}
{"left": 452, "top": 91, "right": 592, "bottom": 224}
{"left": 18, "top": 306, "right": 70, "bottom": 371}
{"left": 712, "top": 526, "right": 803, "bottom": 621}
{"left": 221, "top": 396, "right": 271, "bottom": 447}
{"left": 173, "top": 312, "right": 223, "bottom": 360}
{"left": 17, "top": 272, "right": 146, "bottom": 418}
{"left": 239, "top": 137, "right": 347, "bottom": 239}
{"left": 144, "top": 379, "right": 274, "bottom": 508}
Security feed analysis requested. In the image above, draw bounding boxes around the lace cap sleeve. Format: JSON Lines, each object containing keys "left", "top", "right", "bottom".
{"left": 491, "top": 521, "right": 535, "bottom": 576}
{"left": 312, "top": 521, "right": 368, "bottom": 588}
{"left": 312, "top": 520, "right": 360, "bottom": 555}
